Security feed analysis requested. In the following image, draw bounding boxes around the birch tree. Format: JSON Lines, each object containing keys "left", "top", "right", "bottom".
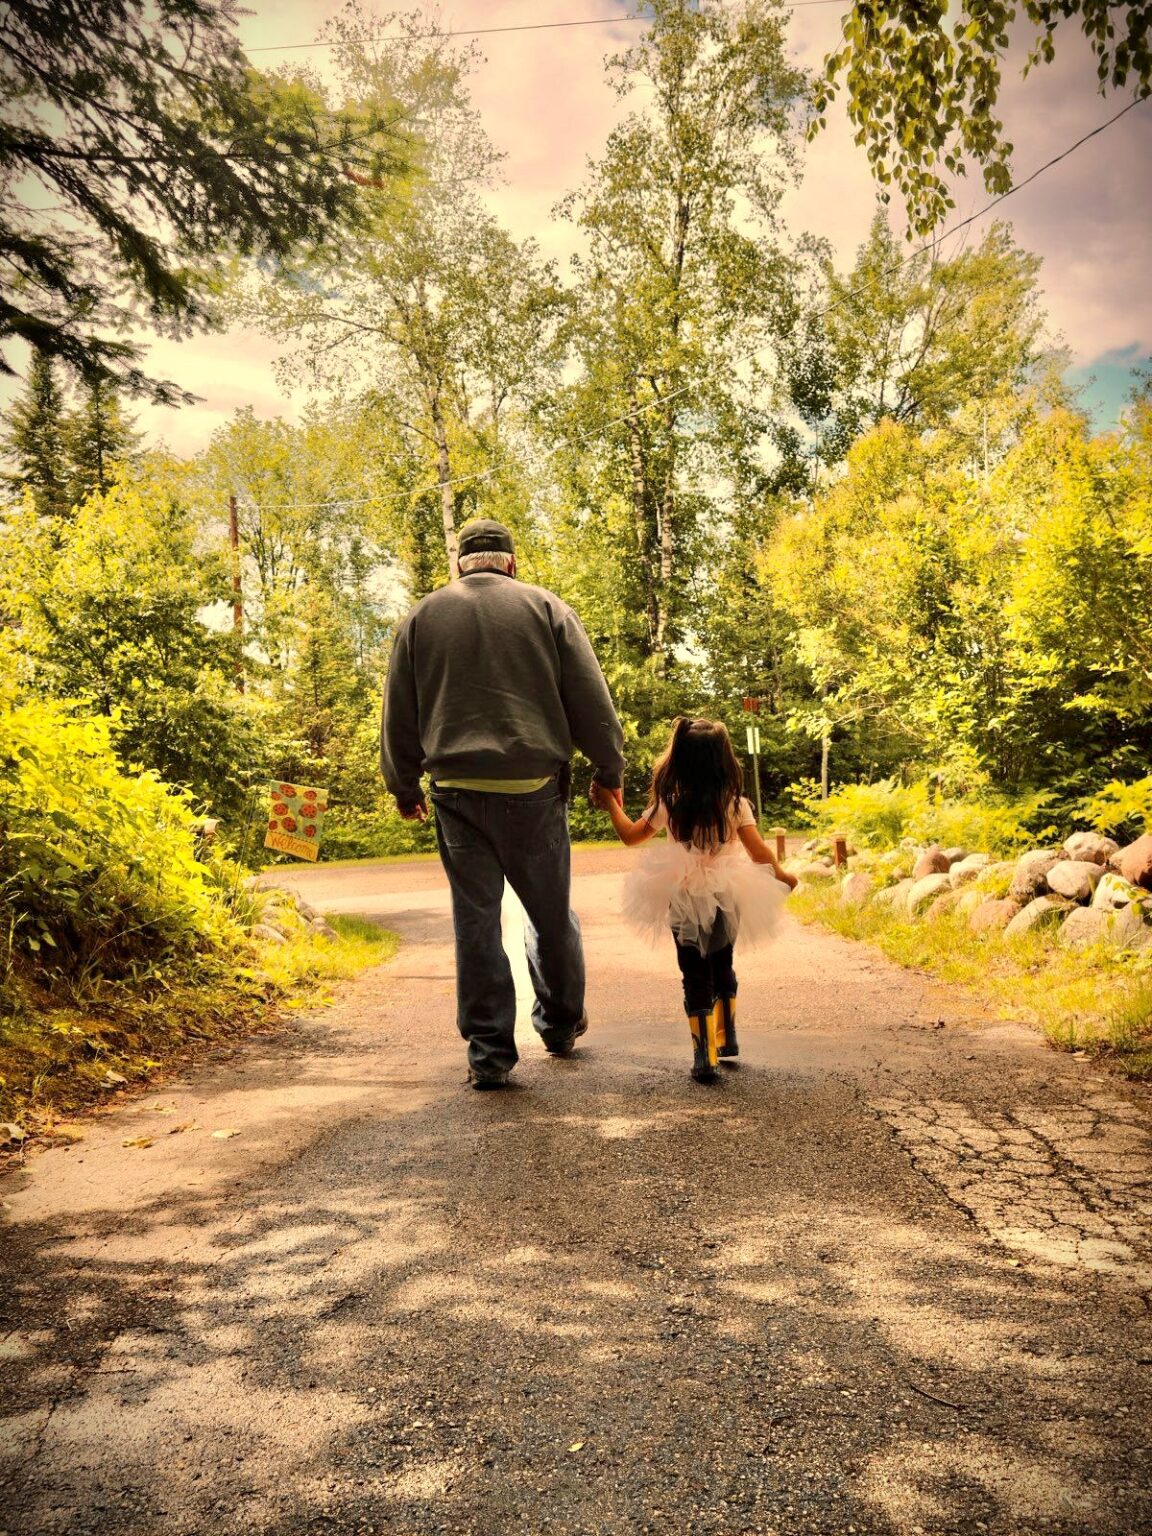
{"left": 242, "top": 8, "right": 562, "bottom": 587}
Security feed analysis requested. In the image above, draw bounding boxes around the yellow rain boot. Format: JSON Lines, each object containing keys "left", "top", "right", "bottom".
{"left": 688, "top": 1010, "right": 717, "bottom": 1083}
{"left": 715, "top": 994, "right": 738, "bottom": 1060}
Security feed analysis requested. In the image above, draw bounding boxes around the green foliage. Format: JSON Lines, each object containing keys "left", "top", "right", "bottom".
{"left": 0, "top": 697, "right": 236, "bottom": 980}
{"left": 763, "top": 403, "right": 1152, "bottom": 798}
{"left": 1081, "top": 778, "right": 1152, "bottom": 841}
{"left": 0, "top": 474, "right": 267, "bottom": 818}
{"left": 814, "top": 3, "right": 1152, "bottom": 234}
{"left": 239, "top": 9, "right": 561, "bottom": 586}
{"left": 0, "top": 0, "right": 409, "bottom": 398}
{"left": 65, "top": 378, "right": 142, "bottom": 504}
{"left": 795, "top": 776, "right": 1051, "bottom": 855}
{"left": 551, "top": 0, "right": 806, "bottom": 668}
{"left": 1, "top": 350, "right": 70, "bottom": 517}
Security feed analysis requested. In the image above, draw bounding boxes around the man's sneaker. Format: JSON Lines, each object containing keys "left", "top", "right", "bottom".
{"left": 468, "top": 1067, "right": 510, "bottom": 1090}
{"left": 544, "top": 1014, "right": 588, "bottom": 1057}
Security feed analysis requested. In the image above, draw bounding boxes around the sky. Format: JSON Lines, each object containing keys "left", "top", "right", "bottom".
{"left": 28, "top": 1, "right": 1152, "bottom": 450}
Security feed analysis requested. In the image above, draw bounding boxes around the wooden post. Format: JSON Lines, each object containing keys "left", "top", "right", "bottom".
{"left": 833, "top": 831, "right": 848, "bottom": 869}
{"left": 773, "top": 827, "right": 787, "bottom": 862}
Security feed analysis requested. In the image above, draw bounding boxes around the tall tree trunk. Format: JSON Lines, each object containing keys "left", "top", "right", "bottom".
{"left": 654, "top": 467, "right": 674, "bottom": 667}
{"left": 820, "top": 731, "right": 830, "bottom": 801}
{"left": 627, "top": 403, "right": 659, "bottom": 652}
{"left": 429, "top": 389, "right": 459, "bottom": 581}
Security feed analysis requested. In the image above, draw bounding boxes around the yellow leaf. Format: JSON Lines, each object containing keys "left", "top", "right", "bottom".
{"left": 211, "top": 1129, "right": 240, "bottom": 1139}
{"left": 122, "top": 1136, "right": 154, "bottom": 1149}
{"left": 567, "top": 1442, "right": 584, "bottom": 1453}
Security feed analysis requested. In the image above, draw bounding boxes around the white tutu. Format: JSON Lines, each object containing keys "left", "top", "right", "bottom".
{"left": 622, "top": 837, "right": 788, "bottom": 954}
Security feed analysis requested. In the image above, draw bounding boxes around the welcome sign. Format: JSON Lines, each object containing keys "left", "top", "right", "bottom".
{"left": 264, "top": 782, "right": 327, "bottom": 861}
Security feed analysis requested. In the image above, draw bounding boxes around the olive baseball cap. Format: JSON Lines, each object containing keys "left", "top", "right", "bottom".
{"left": 457, "top": 518, "right": 515, "bottom": 557}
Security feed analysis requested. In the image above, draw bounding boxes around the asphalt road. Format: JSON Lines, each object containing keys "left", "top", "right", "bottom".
{"left": 2, "top": 848, "right": 1151, "bottom": 1535}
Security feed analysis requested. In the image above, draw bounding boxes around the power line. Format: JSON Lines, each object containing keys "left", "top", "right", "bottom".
{"left": 237, "top": 93, "right": 1149, "bottom": 514}
{"left": 245, "top": 3, "right": 845, "bottom": 53}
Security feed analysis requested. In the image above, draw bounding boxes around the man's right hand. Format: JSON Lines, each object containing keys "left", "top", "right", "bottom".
{"left": 396, "top": 798, "right": 428, "bottom": 822}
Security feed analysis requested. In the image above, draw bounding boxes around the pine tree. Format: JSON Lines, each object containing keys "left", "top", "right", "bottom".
{"left": 0, "top": 0, "right": 409, "bottom": 401}
{"left": 1, "top": 349, "right": 70, "bottom": 516}
{"left": 66, "top": 379, "right": 142, "bottom": 504}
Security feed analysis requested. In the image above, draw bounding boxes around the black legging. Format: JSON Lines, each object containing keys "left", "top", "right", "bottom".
{"left": 674, "top": 936, "right": 737, "bottom": 1016}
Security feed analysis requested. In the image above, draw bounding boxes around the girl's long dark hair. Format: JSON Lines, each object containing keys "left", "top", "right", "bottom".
{"left": 649, "top": 717, "right": 744, "bottom": 851}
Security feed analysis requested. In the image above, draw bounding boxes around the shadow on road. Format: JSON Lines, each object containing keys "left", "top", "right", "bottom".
{"left": 4, "top": 1055, "right": 1148, "bottom": 1535}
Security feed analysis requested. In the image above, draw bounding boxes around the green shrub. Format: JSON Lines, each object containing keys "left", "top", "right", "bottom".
{"left": 1080, "top": 778, "right": 1152, "bottom": 843}
{"left": 791, "top": 776, "right": 1052, "bottom": 856}
{"left": 0, "top": 697, "right": 240, "bottom": 982}
{"left": 319, "top": 806, "right": 437, "bottom": 861}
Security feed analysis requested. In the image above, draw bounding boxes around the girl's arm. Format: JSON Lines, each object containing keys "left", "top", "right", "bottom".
{"left": 737, "top": 823, "right": 799, "bottom": 888}
{"left": 590, "top": 783, "right": 657, "bottom": 848}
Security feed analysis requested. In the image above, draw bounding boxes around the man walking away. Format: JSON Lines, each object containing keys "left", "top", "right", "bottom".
{"left": 380, "top": 519, "right": 626, "bottom": 1089}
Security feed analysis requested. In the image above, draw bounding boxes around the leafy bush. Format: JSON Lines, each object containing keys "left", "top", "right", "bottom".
{"left": 0, "top": 697, "right": 239, "bottom": 982}
{"left": 1081, "top": 778, "right": 1152, "bottom": 843}
{"left": 319, "top": 806, "right": 437, "bottom": 861}
{"left": 792, "top": 776, "right": 1052, "bottom": 856}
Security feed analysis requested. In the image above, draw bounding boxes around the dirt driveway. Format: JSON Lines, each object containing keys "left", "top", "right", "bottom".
{"left": 2, "top": 849, "right": 1150, "bottom": 1534}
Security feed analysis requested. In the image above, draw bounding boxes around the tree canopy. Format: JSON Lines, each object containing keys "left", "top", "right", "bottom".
{"left": 816, "top": 2, "right": 1152, "bottom": 231}
{"left": 0, "top": 0, "right": 410, "bottom": 400}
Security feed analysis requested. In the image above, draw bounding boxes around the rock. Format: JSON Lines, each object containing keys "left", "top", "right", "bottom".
{"left": 1060, "top": 904, "right": 1152, "bottom": 953}
{"left": 1093, "top": 873, "right": 1144, "bottom": 910}
{"left": 912, "top": 845, "right": 949, "bottom": 879}
{"left": 1045, "top": 859, "right": 1105, "bottom": 903}
{"left": 0, "top": 1123, "right": 26, "bottom": 1147}
{"left": 311, "top": 920, "right": 338, "bottom": 940}
{"left": 1003, "top": 895, "right": 1075, "bottom": 939}
{"left": 955, "top": 889, "right": 985, "bottom": 916}
{"left": 1008, "top": 849, "right": 1064, "bottom": 904}
{"left": 927, "top": 889, "right": 962, "bottom": 919}
{"left": 969, "top": 898, "right": 1020, "bottom": 933}
{"left": 795, "top": 861, "right": 836, "bottom": 879}
{"left": 1062, "top": 831, "right": 1119, "bottom": 866}
{"left": 941, "top": 846, "right": 967, "bottom": 867}
{"left": 1111, "top": 833, "right": 1152, "bottom": 891}
{"left": 949, "top": 852, "right": 992, "bottom": 888}
{"left": 293, "top": 895, "right": 322, "bottom": 922}
{"left": 251, "top": 922, "right": 288, "bottom": 945}
{"left": 875, "top": 878, "right": 915, "bottom": 912}
{"left": 840, "top": 872, "right": 873, "bottom": 906}
{"left": 907, "top": 872, "right": 953, "bottom": 914}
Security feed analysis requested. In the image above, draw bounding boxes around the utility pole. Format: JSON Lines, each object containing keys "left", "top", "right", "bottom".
{"left": 229, "top": 493, "right": 244, "bottom": 691}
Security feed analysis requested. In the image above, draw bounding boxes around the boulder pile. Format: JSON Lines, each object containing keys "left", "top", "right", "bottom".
{"left": 787, "top": 832, "right": 1152, "bottom": 953}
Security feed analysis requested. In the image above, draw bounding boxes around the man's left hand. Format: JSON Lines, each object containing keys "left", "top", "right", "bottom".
{"left": 590, "top": 781, "right": 623, "bottom": 809}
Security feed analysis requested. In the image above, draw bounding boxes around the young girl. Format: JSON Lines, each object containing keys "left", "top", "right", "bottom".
{"left": 592, "top": 717, "right": 797, "bottom": 1083}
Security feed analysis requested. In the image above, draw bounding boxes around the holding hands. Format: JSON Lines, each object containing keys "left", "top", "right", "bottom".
{"left": 589, "top": 781, "right": 621, "bottom": 811}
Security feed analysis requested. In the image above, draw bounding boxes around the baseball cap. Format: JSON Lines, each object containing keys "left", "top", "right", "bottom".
{"left": 457, "top": 518, "right": 515, "bottom": 557}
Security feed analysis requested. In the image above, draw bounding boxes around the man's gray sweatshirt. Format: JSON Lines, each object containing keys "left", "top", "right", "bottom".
{"left": 380, "top": 571, "right": 626, "bottom": 808}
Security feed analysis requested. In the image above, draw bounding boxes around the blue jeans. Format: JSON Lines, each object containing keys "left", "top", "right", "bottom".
{"left": 430, "top": 777, "right": 585, "bottom": 1076}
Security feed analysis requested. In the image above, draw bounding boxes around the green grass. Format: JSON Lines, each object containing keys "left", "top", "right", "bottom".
{"left": 0, "top": 915, "right": 399, "bottom": 1133}
{"left": 790, "top": 885, "right": 1152, "bottom": 1079}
